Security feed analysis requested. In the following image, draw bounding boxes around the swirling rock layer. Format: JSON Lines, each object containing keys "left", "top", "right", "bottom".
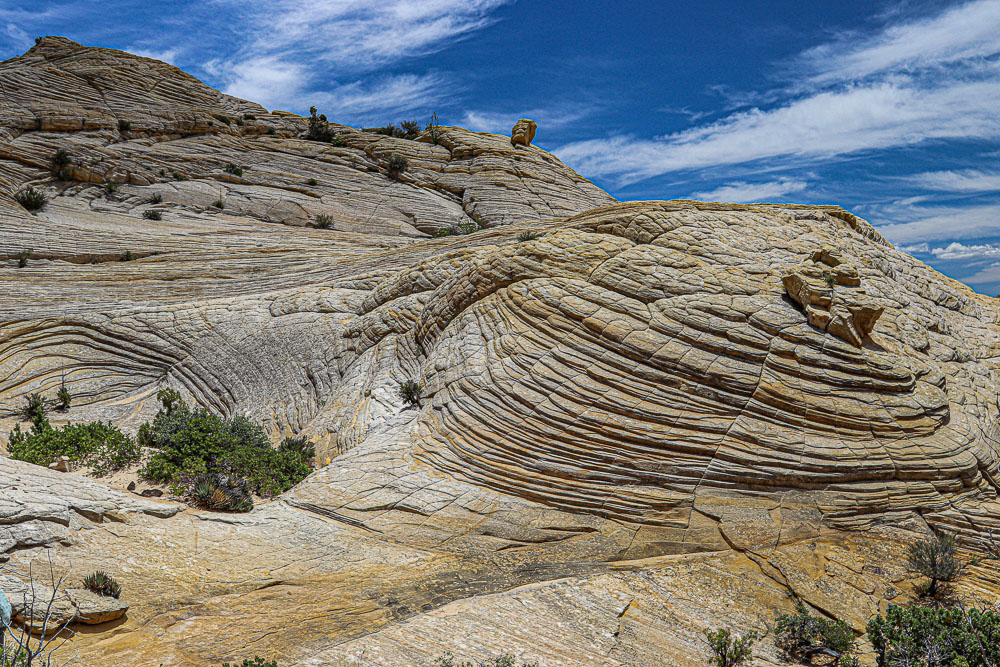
{"left": 0, "top": 38, "right": 999, "bottom": 666}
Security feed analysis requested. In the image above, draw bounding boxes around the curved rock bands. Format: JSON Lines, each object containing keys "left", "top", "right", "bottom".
{"left": 410, "top": 271, "right": 965, "bottom": 526}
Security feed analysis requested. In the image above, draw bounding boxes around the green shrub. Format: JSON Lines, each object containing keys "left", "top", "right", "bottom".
{"left": 305, "top": 106, "right": 334, "bottom": 142}
{"left": 0, "top": 647, "right": 27, "bottom": 666}
{"left": 214, "top": 114, "right": 232, "bottom": 125}
{"left": 315, "top": 213, "right": 333, "bottom": 229}
{"left": 188, "top": 470, "right": 254, "bottom": 512}
{"left": 909, "top": 533, "right": 962, "bottom": 597}
{"left": 52, "top": 148, "right": 71, "bottom": 171}
{"left": 823, "top": 272, "right": 835, "bottom": 288}
{"left": 398, "top": 380, "right": 422, "bottom": 407}
{"left": 775, "top": 600, "right": 856, "bottom": 662}
{"left": 426, "top": 111, "right": 441, "bottom": 144}
{"left": 22, "top": 393, "right": 45, "bottom": 421}
{"left": 82, "top": 570, "right": 121, "bottom": 599}
{"left": 458, "top": 219, "right": 479, "bottom": 235}
{"left": 517, "top": 231, "right": 540, "bottom": 242}
{"left": 173, "top": 171, "right": 187, "bottom": 181}
{"left": 149, "top": 193, "right": 163, "bottom": 204}
{"left": 433, "top": 228, "right": 453, "bottom": 238}
{"left": 8, "top": 415, "right": 141, "bottom": 475}
{"left": 143, "top": 209, "right": 162, "bottom": 220}
{"left": 867, "top": 604, "right": 1000, "bottom": 667}
{"left": 704, "top": 628, "right": 757, "bottom": 667}
{"left": 387, "top": 154, "right": 408, "bottom": 179}
{"left": 212, "top": 199, "right": 224, "bottom": 209}
{"left": 138, "top": 392, "right": 311, "bottom": 498}
{"left": 365, "top": 120, "right": 422, "bottom": 140}
{"left": 222, "top": 658, "right": 278, "bottom": 667}
{"left": 307, "top": 178, "right": 318, "bottom": 186}
{"left": 15, "top": 186, "right": 47, "bottom": 212}
{"left": 242, "top": 114, "right": 257, "bottom": 121}
{"left": 118, "top": 119, "right": 131, "bottom": 132}
{"left": 17, "top": 249, "right": 30, "bottom": 268}
{"left": 57, "top": 382, "right": 71, "bottom": 411}
{"left": 279, "top": 435, "right": 315, "bottom": 462}
{"left": 120, "top": 250, "right": 135, "bottom": 262}
{"left": 104, "top": 182, "right": 119, "bottom": 198}
{"left": 224, "top": 163, "right": 244, "bottom": 177}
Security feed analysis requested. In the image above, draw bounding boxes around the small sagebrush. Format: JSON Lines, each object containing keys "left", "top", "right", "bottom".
{"left": 148, "top": 193, "right": 163, "bottom": 204}
{"left": 224, "top": 163, "right": 244, "bottom": 177}
{"left": 143, "top": 209, "right": 163, "bottom": 220}
{"left": 398, "top": 380, "right": 423, "bottom": 406}
{"left": 15, "top": 186, "right": 47, "bottom": 212}
{"left": 387, "top": 154, "right": 408, "bottom": 179}
{"left": 315, "top": 214, "right": 333, "bottom": 229}
{"left": 517, "top": 231, "right": 540, "bottom": 242}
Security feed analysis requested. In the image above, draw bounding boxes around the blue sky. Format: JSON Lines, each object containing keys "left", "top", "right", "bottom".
{"left": 3, "top": 1, "right": 1000, "bottom": 294}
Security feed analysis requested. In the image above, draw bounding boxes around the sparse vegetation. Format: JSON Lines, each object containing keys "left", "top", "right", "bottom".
{"left": 307, "top": 178, "right": 318, "bottom": 186}
{"left": 426, "top": 111, "right": 441, "bottom": 144}
{"left": 387, "top": 154, "right": 408, "bottom": 179}
{"left": 137, "top": 391, "right": 312, "bottom": 499}
{"left": 305, "top": 106, "right": 335, "bottom": 142}
{"left": 823, "top": 272, "right": 835, "bottom": 287}
{"left": 222, "top": 658, "right": 279, "bottom": 667}
{"left": 909, "top": 533, "right": 962, "bottom": 597}
{"left": 213, "top": 199, "right": 224, "bottom": 209}
{"left": 173, "top": 171, "right": 187, "bottom": 181}
{"left": 8, "top": 414, "right": 141, "bottom": 475}
{"left": 17, "top": 249, "right": 31, "bottom": 268}
{"left": 143, "top": 209, "right": 163, "bottom": 220}
{"left": 398, "top": 380, "right": 423, "bottom": 407}
{"left": 22, "top": 393, "right": 46, "bottom": 421}
{"left": 775, "top": 600, "right": 856, "bottom": 663}
{"left": 56, "top": 381, "right": 71, "bottom": 411}
{"left": 242, "top": 113, "right": 257, "bottom": 121}
{"left": 704, "top": 628, "right": 757, "bottom": 667}
{"left": 51, "top": 148, "right": 71, "bottom": 172}
{"left": 517, "top": 231, "right": 540, "bottom": 242}
{"left": 435, "top": 653, "right": 537, "bottom": 667}
{"left": 104, "top": 182, "right": 119, "bottom": 198}
{"left": 365, "top": 119, "right": 422, "bottom": 140}
{"left": 118, "top": 119, "right": 131, "bottom": 132}
{"left": 82, "top": 570, "right": 122, "bottom": 599}
{"left": 14, "top": 186, "right": 47, "bottom": 212}
{"left": 434, "top": 228, "right": 453, "bottom": 238}
{"left": 867, "top": 603, "right": 1000, "bottom": 667}
{"left": 189, "top": 470, "right": 254, "bottom": 513}
{"left": 214, "top": 114, "right": 232, "bottom": 125}
{"left": 314, "top": 213, "right": 333, "bottom": 229}
{"left": 224, "top": 163, "right": 244, "bottom": 176}
{"left": 149, "top": 193, "right": 163, "bottom": 204}
{"left": 120, "top": 250, "right": 135, "bottom": 261}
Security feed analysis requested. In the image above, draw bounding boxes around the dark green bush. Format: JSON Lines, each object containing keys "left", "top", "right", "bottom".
{"left": 173, "top": 171, "right": 187, "bottom": 181}
{"left": 17, "top": 249, "right": 30, "bottom": 268}
{"left": 188, "top": 469, "right": 253, "bottom": 513}
{"left": 305, "top": 106, "right": 334, "bottom": 142}
{"left": 387, "top": 154, "right": 408, "bottom": 179}
{"left": 57, "top": 382, "right": 71, "bottom": 411}
{"left": 398, "top": 380, "right": 422, "bottom": 407}
{"left": 222, "top": 658, "right": 278, "bottom": 667}
{"left": 909, "top": 533, "right": 962, "bottom": 597}
{"left": 224, "top": 163, "right": 244, "bottom": 177}
{"left": 15, "top": 186, "right": 47, "bottom": 212}
{"left": 22, "top": 393, "right": 45, "bottom": 421}
{"left": 775, "top": 600, "right": 856, "bottom": 662}
{"left": 517, "top": 231, "right": 540, "bottom": 242}
{"left": 314, "top": 213, "right": 333, "bottom": 229}
{"left": 118, "top": 119, "right": 131, "bottom": 132}
{"left": 212, "top": 199, "right": 224, "bottom": 210}
{"left": 8, "top": 415, "right": 141, "bottom": 476}
{"left": 867, "top": 604, "right": 1000, "bottom": 667}
{"left": 52, "top": 148, "right": 71, "bottom": 171}
{"left": 435, "top": 653, "right": 537, "bottom": 667}
{"left": 120, "top": 250, "right": 135, "bottom": 262}
{"left": 704, "top": 628, "right": 757, "bottom": 667}
{"left": 149, "top": 193, "right": 163, "bottom": 204}
{"left": 104, "top": 182, "right": 119, "bottom": 198}
{"left": 143, "top": 209, "right": 162, "bottom": 220}
{"left": 82, "top": 570, "right": 121, "bottom": 599}
{"left": 307, "top": 178, "right": 318, "bottom": 186}
{"left": 433, "top": 228, "right": 453, "bottom": 238}
{"left": 138, "top": 393, "right": 311, "bottom": 498}
{"left": 214, "top": 114, "right": 232, "bottom": 125}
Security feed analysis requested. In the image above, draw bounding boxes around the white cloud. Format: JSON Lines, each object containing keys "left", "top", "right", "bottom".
{"left": 902, "top": 169, "right": 1000, "bottom": 192}
{"left": 799, "top": 0, "right": 1000, "bottom": 85}
{"left": 875, "top": 203, "right": 1000, "bottom": 244}
{"left": 316, "top": 73, "right": 450, "bottom": 119}
{"left": 896, "top": 242, "right": 930, "bottom": 254}
{"left": 931, "top": 241, "right": 1000, "bottom": 259}
{"left": 462, "top": 106, "right": 593, "bottom": 134}
{"left": 211, "top": 0, "right": 510, "bottom": 110}
{"left": 692, "top": 178, "right": 808, "bottom": 203}
{"left": 557, "top": 1, "right": 1000, "bottom": 188}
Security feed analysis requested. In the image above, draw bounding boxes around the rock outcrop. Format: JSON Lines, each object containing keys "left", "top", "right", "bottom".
{"left": 1, "top": 38, "right": 999, "bottom": 666}
{"left": 511, "top": 118, "right": 537, "bottom": 146}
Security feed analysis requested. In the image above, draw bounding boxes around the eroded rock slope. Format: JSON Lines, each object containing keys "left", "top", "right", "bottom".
{"left": 2, "top": 37, "right": 1000, "bottom": 666}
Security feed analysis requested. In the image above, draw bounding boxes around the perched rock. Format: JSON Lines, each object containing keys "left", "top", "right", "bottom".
{"left": 511, "top": 118, "right": 537, "bottom": 146}
{"left": 48, "top": 456, "right": 72, "bottom": 473}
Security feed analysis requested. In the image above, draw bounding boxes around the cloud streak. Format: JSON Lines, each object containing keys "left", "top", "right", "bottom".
{"left": 692, "top": 178, "right": 807, "bottom": 203}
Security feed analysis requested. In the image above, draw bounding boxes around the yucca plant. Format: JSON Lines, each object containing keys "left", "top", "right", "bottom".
{"left": 82, "top": 570, "right": 122, "bottom": 599}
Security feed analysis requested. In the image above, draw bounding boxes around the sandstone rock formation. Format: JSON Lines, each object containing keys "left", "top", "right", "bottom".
{"left": 511, "top": 118, "right": 537, "bottom": 146}
{"left": 1, "top": 38, "right": 1000, "bottom": 666}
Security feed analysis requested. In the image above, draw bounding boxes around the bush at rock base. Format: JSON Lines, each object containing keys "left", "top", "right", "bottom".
{"left": 775, "top": 600, "right": 856, "bottom": 662}
{"left": 138, "top": 392, "right": 312, "bottom": 499}
{"left": 867, "top": 604, "right": 1000, "bottom": 667}
{"left": 435, "top": 652, "right": 538, "bottom": 667}
{"left": 8, "top": 415, "right": 141, "bottom": 475}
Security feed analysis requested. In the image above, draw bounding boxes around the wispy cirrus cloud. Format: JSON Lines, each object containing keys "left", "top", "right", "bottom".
{"left": 874, "top": 203, "right": 1000, "bottom": 244}
{"left": 557, "top": 0, "right": 1000, "bottom": 188}
{"left": 901, "top": 169, "right": 1000, "bottom": 192}
{"left": 462, "top": 105, "right": 595, "bottom": 134}
{"left": 692, "top": 178, "right": 808, "bottom": 203}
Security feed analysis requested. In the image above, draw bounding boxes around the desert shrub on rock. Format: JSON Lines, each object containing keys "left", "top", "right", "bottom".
{"left": 435, "top": 652, "right": 538, "bottom": 667}
{"left": 21, "top": 392, "right": 45, "bottom": 421}
{"left": 398, "top": 380, "right": 422, "bottom": 406}
{"left": 305, "top": 106, "right": 334, "bottom": 142}
{"left": 56, "top": 381, "right": 71, "bottom": 411}
{"left": 908, "top": 533, "right": 962, "bottom": 597}
{"left": 704, "top": 627, "right": 756, "bottom": 666}
{"left": 138, "top": 392, "right": 311, "bottom": 498}
{"left": 222, "top": 658, "right": 278, "bottom": 667}
{"left": 224, "top": 163, "right": 244, "bottom": 176}
{"left": 314, "top": 213, "right": 333, "bottom": 229}
{"left": 143, "top": 209, "right": 162, "bottom": 220}
{"left": 16, "top": 249, "right": 30, "bottom": 267}
{"left": 14, "top": 186, "right": 46, "bottom": 212}
{"left": 387, "top": 154, "right": 408, "bottom": 179}
{"left": 867, "top": 604, "right": 1000, "bottom": 666}
{"left": 775, "top": 600, "right": 856, "bottom": 663}
{"left": 8, "top": 414, "right": 141, "bottom": 475}
{"left": 82, "top": 570, "right": 122, "bottom": 599}
{"left": 517, "top": 231, "right": 540, "bottom": 242}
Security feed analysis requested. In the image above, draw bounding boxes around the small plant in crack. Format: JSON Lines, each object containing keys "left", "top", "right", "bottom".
{"left": 398, "top": 380, "right": 423, "bottom": 407}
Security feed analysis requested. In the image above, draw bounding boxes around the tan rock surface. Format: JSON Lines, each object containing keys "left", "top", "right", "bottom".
{"left": 1, "top": 38, "right": 999, "bottom": 666}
